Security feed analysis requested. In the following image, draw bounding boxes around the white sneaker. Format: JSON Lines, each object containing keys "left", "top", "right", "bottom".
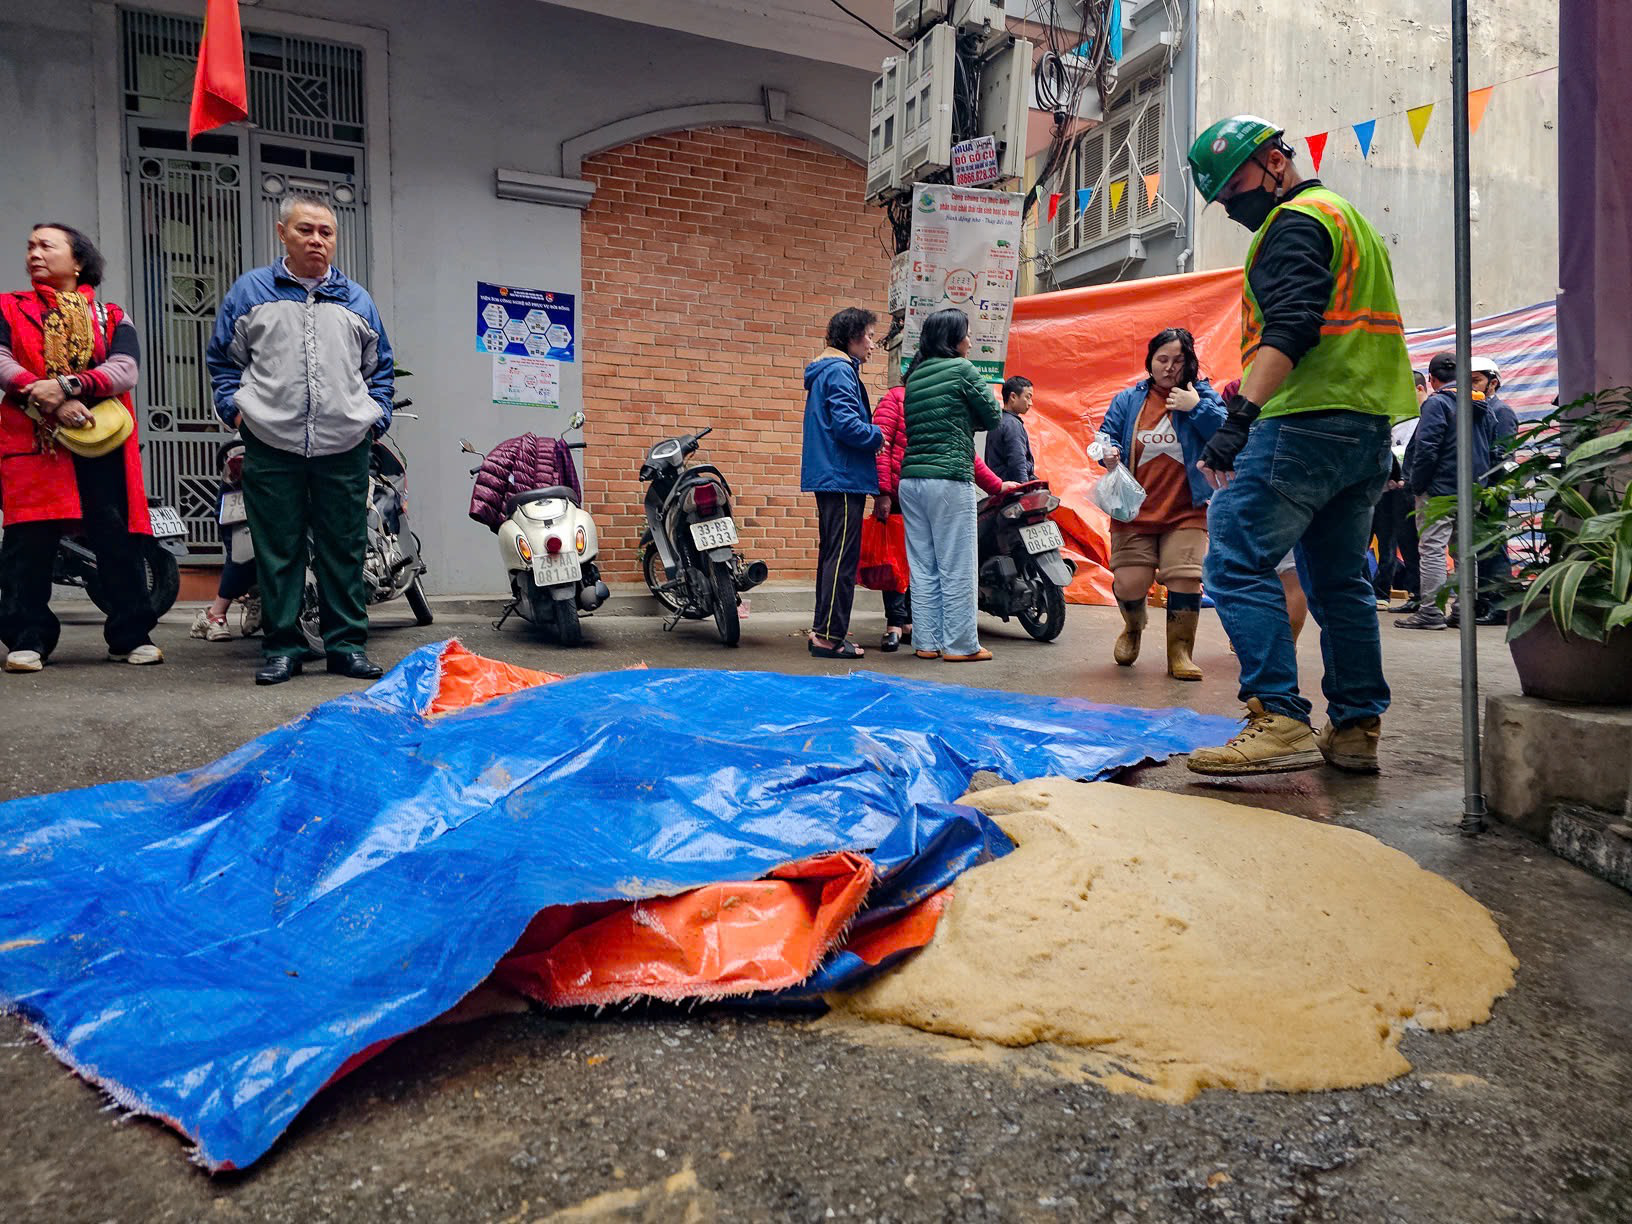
{"left": 109, "top": 644, "right": 165, "bottom": 665}
{"left": 190, "top": 609, "right": 233, "bottom": 642}
{"left": 4, "top": 649, "right": 43, "bottom": 673}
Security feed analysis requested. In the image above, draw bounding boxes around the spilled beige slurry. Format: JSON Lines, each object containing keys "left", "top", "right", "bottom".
{"left": 829, "top": 779, "right": 1517, "bottom": 1102}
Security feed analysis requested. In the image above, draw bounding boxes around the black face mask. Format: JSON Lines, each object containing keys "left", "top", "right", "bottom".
{"left": 1224, "top": 187, "right": 1278, "bottom": 232}
{"left": 1223, "top": 160, "right": 1286, "bottom": 231}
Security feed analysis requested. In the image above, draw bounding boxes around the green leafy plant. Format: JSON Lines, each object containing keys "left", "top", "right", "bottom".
{"left": 1421, "top": 387, "right": 1632, "bottom": 642}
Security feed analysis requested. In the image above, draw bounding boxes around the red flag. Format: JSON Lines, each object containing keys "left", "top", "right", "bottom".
{"left": 1304, "top": 132, "right": 1329, "bottom": 174}
{"left": 1047, "top": 193, "right": 1062, "bottom": 221}
{"left": 189, "top": 0, "right": 249, "bottom": 142}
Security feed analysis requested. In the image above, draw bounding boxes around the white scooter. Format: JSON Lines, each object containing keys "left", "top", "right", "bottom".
{"left": 460, "top": 413, "right": 610, "bottom": 646}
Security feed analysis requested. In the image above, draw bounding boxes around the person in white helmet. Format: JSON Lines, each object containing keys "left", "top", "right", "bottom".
{"left": 1455, "top": 356, "right": 1520, "bottom": 626}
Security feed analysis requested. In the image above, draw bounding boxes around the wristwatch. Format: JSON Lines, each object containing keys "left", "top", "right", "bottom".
{"left": 57, "top": 374, "right": 85, "bottom": 398}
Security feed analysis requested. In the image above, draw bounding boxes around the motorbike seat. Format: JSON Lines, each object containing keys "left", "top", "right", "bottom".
{"left": 509, "top": 485, "right": 581, "bottom": 512}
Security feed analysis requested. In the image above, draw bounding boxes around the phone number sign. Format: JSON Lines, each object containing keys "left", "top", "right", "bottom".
{"left": 476, "top": 282, "right": 575, "bottom": 362}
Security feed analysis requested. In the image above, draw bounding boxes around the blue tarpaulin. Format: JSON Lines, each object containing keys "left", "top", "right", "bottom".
{"left": 0, "top": 642, "right": 1236, "bottom": 1169}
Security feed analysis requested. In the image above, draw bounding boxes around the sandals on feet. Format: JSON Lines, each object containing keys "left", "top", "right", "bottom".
{"left": 881, "top": 629, "right": 903, "bottom": 652}
{"left": 913, "top": 649, "right": 941, "bottom": 660}
{"left": 809, "top": 636, "right": 864, "bottom": 659}
{"left": 942, "top": 648, "right": 993, "bottom": 662}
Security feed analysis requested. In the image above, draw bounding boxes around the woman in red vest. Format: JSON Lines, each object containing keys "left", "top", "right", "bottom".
{"left": 0, "top": 224, "right": 161, "bottom": 672}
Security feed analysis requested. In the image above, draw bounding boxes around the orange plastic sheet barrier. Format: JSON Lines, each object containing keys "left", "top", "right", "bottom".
{"left": 1007, "top": 266, "right": 1246, "bottom": 603}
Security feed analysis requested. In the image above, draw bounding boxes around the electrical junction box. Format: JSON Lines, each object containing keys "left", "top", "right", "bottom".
{"left": 867, "top": 56, "right": 905, "bottom": 200}
{"left": 951, "top": 0, "right": 1007, "bottom": 49}
{"left": 893, "top": 0, "right": 950, "bottom": 41}
{"left": 977, "top": 37, "right": 1033, "bottom": 181}
{"left": 898, "top": 23, "right": 956, "bottom": 180}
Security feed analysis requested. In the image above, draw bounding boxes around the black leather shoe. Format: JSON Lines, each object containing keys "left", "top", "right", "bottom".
{"left": 326, "top": 651, "right": 384, "bottom": 680}
{"left": 255, "top": 655, "right": 302, "bottom": 686}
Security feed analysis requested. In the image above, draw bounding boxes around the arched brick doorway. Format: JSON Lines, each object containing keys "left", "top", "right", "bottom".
{"left": 580, "top": 127, "right": 891, "bottom": 585}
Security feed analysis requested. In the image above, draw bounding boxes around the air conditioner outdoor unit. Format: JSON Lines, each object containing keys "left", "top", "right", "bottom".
{"left": 977, "top": 37, "right": 1033, "bottom": 181}
{"left": 952, "top": 0, "right": 1006, "bottom": 47}
{"left": 898, "top": 23, "right": 956, "bottom": 180}
{"left": 893, "top": 0, "right": 951, "bottom": 41}
{"left": 867, "top": 56, "right": 905, "bottom": 201}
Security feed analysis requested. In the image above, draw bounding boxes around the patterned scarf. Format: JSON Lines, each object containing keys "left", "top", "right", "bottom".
{"left": 40, "top": 285, "right": 96, "bottom": 377}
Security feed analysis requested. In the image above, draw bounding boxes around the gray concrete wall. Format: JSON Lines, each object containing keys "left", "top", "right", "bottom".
{"left": 1193, "top": 0, "right": 1558, "bottom": 329}
{"left": 0, "top": 0, "right": 872, "bottom": 594}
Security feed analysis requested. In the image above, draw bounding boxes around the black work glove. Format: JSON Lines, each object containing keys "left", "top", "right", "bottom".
{"left": 1199, "top": 394, "right": 1262, "bottom": 473}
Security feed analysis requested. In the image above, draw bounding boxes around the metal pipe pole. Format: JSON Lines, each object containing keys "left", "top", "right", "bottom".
{"left": 1450, "top": 0, "right": 1487, "bottom": 835}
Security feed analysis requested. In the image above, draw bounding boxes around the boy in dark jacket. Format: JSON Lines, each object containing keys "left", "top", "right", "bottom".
{"left": 984, "top": 375, "right": 1037, "bottom": 484}
{"left": 801, "top": 307, "right": 884, "bottom": 658}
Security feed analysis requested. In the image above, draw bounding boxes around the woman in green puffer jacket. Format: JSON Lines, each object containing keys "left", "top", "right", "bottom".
{"left": 899, "top": 308, "right": 1003, "bottom": 662}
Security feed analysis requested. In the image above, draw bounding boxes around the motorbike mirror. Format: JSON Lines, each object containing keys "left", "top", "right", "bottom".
{"left": 459, "top": 438, "right": 478, "bottom": 454}
{"left": 568, "top": 411, "right": 586, "bottom": 431}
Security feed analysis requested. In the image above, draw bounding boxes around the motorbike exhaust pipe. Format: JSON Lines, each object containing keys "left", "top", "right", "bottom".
{"left": 735, "top": 561, "right": 769, "bottom": 591}
{"left": 578, "top": 580, "right": 611, "bottom": 611}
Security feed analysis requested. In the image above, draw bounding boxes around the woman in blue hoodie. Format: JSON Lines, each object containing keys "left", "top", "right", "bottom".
{"left": 801, "top": 307, "right": 884, "bottom": 659}
{"left": 1094, "top": 327, "right": 1226, "bottom": 680}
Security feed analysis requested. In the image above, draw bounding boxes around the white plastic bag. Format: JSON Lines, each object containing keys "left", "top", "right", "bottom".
{"left": 1090, "top": 463, "right": 1148, "bottom": 522}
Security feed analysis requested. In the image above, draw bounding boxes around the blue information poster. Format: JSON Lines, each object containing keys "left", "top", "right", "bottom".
{"left": 475, "top": 282, "right": 576, "bottom": 362}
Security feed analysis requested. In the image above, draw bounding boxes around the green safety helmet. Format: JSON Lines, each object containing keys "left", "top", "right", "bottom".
{"left": 1188, "top": 115, "right": 1285, "bottom": 203}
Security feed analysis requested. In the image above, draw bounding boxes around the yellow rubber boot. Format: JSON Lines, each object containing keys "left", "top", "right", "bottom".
{"left": 1114, "top": 599, "right": 1146, "bottom": 666}
{"left": 1166, "top": 609, "right": 1203, "bottom": 681}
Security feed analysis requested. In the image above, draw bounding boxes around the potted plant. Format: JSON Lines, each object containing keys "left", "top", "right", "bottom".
{"left": 1422, "top": 387, "right": 1632, "bottom": 705}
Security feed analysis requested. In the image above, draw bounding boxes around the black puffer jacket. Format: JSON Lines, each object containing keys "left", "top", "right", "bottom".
{"left": 900, "top": 356, "right": 1002, "bottom": 482}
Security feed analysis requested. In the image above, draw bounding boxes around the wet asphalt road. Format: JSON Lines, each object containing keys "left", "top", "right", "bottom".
{"left": 1, "top": 599, "right": 1629, "bottom": 1222}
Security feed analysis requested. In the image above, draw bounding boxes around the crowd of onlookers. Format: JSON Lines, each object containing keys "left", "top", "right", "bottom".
{"left": 799, "top": 306, "right": 1520, "bottom": 672}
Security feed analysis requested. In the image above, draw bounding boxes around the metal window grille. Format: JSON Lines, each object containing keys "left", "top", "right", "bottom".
{"left": 121, "top": 8, "right": 365, "bottom": 144}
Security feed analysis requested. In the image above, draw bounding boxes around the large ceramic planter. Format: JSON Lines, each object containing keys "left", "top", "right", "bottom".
{"left": 1508, "top": 610, "right": 1632, "bottom": 706}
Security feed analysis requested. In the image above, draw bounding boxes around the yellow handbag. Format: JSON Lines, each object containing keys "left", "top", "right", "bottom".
{"left": 24, "top": 397, "right": 134, "bottom": 459}
{"left": 53, "top": 398, "right": 135, "bottom": 458}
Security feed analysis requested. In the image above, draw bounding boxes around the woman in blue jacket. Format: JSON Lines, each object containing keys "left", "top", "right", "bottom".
{"left": 801, "top": 306, "right": 884, "bottom": 659}
{"left": 1093, "top": 328, "right": 1226, "bottom": 680}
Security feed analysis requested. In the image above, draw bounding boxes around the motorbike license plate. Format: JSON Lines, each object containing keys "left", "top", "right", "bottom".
{"left": 690, "top": 517, "right": 739, "bottom": 550}
{"left": 218, "top": 490, "right": 247, "bottom": 525}
{"left": 149, "top": 505, "right": 186, "bottom": 538}
{"left": 1020, "top": 520, "right": 1064, "bottom": 555}
{"left": 533, "top": 551, "right": 582, "bottom": 587}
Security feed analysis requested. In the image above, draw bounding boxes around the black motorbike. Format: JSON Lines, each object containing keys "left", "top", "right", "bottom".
{"left": 52, "top": 497, "right": 188, "bottom": 620}
{"left": 638, "top": 426, "right": 767, "bottom": 647}
{"left": 977, "top": 480, "right": 1073, "bottom": 641}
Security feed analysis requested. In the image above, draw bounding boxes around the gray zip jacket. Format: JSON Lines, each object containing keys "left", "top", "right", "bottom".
{"left": 206, "top": 260, "right": 395, "bottom": 457}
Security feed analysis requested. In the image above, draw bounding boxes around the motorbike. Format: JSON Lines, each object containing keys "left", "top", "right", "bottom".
{"left": 638, "top": 425, "right": 767, "bottom": 647}
{"left": 976, "top": 479, "right": 1073, "bottom": 641}
{"left": 461, "top": 412, "right": 609, "bottom": 646}
{"left": 217, "top": 401, "right": 432, "bottom": 647}
{"left": 52, "top": 497, "right": 188, "bottom": 620}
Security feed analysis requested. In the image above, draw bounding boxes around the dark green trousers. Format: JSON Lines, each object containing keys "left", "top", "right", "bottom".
{"left": 241, "top": 426, "right": 370, "bottom": 659}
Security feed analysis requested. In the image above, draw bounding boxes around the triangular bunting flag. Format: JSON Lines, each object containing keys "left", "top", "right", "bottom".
{"left": 1077, "top": 187, "right": 1094, "bottom": 213}
{"left": 1468, "top": 86, "right": 1494, "bottom": 133}
{"left": 1407, "top": 103, "right": 1434, "bottom": 147}
{"left": 1143, "top": 173, "right": 1160, "bottom": 206}
{"left": 1353, "top": 118, "right": 1377, "bottom": 160}
{"left": 1108, "top": 180, "right": 1126, "bottom": 212}
{"left": 1047, "top": 193, "right": 1061, "bottom": 221}
{"left": 1531, "top": 68, "right": 1555, "bottom": 109}
{"left": 1304, "top": 132, "right": 1328, "bottom": 174}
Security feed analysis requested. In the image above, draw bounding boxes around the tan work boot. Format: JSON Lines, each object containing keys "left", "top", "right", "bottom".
{"left": 1166, "top": 609, "right": 1203, "bottom": 681}
{"left": 1114, "top": 600, "right": 1146, "bottom": 666}
{"left": 1186, "top": 699, "right": 1325, "bottom": 776}
{"left": 1316, "top": 717, "right": 1382, "bottom": 773}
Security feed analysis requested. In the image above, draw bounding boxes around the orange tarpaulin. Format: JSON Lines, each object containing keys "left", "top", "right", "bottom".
{"left": 1007, "top": 266, "right": 1246, "bottom": 604}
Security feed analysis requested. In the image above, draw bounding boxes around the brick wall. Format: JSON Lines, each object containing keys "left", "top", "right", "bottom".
{"left": 580, "top": 127, "right": 892, "bottom": 584}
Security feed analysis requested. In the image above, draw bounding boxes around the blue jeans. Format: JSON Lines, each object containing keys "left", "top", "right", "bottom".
{"left": 1204, "top": 411, "right": 1392, "bottom": 726}
{"left": 899, "top": 477, "right": 979, "bottom": 655}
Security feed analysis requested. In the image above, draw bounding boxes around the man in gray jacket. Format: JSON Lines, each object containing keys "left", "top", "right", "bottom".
{"left": 206, "top": 196, "right": 395, "bottom": 685}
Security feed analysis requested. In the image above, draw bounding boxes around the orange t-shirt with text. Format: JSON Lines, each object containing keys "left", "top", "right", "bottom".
{"left": 1126, "top": 388, "right": 1206, "bottom": 533}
